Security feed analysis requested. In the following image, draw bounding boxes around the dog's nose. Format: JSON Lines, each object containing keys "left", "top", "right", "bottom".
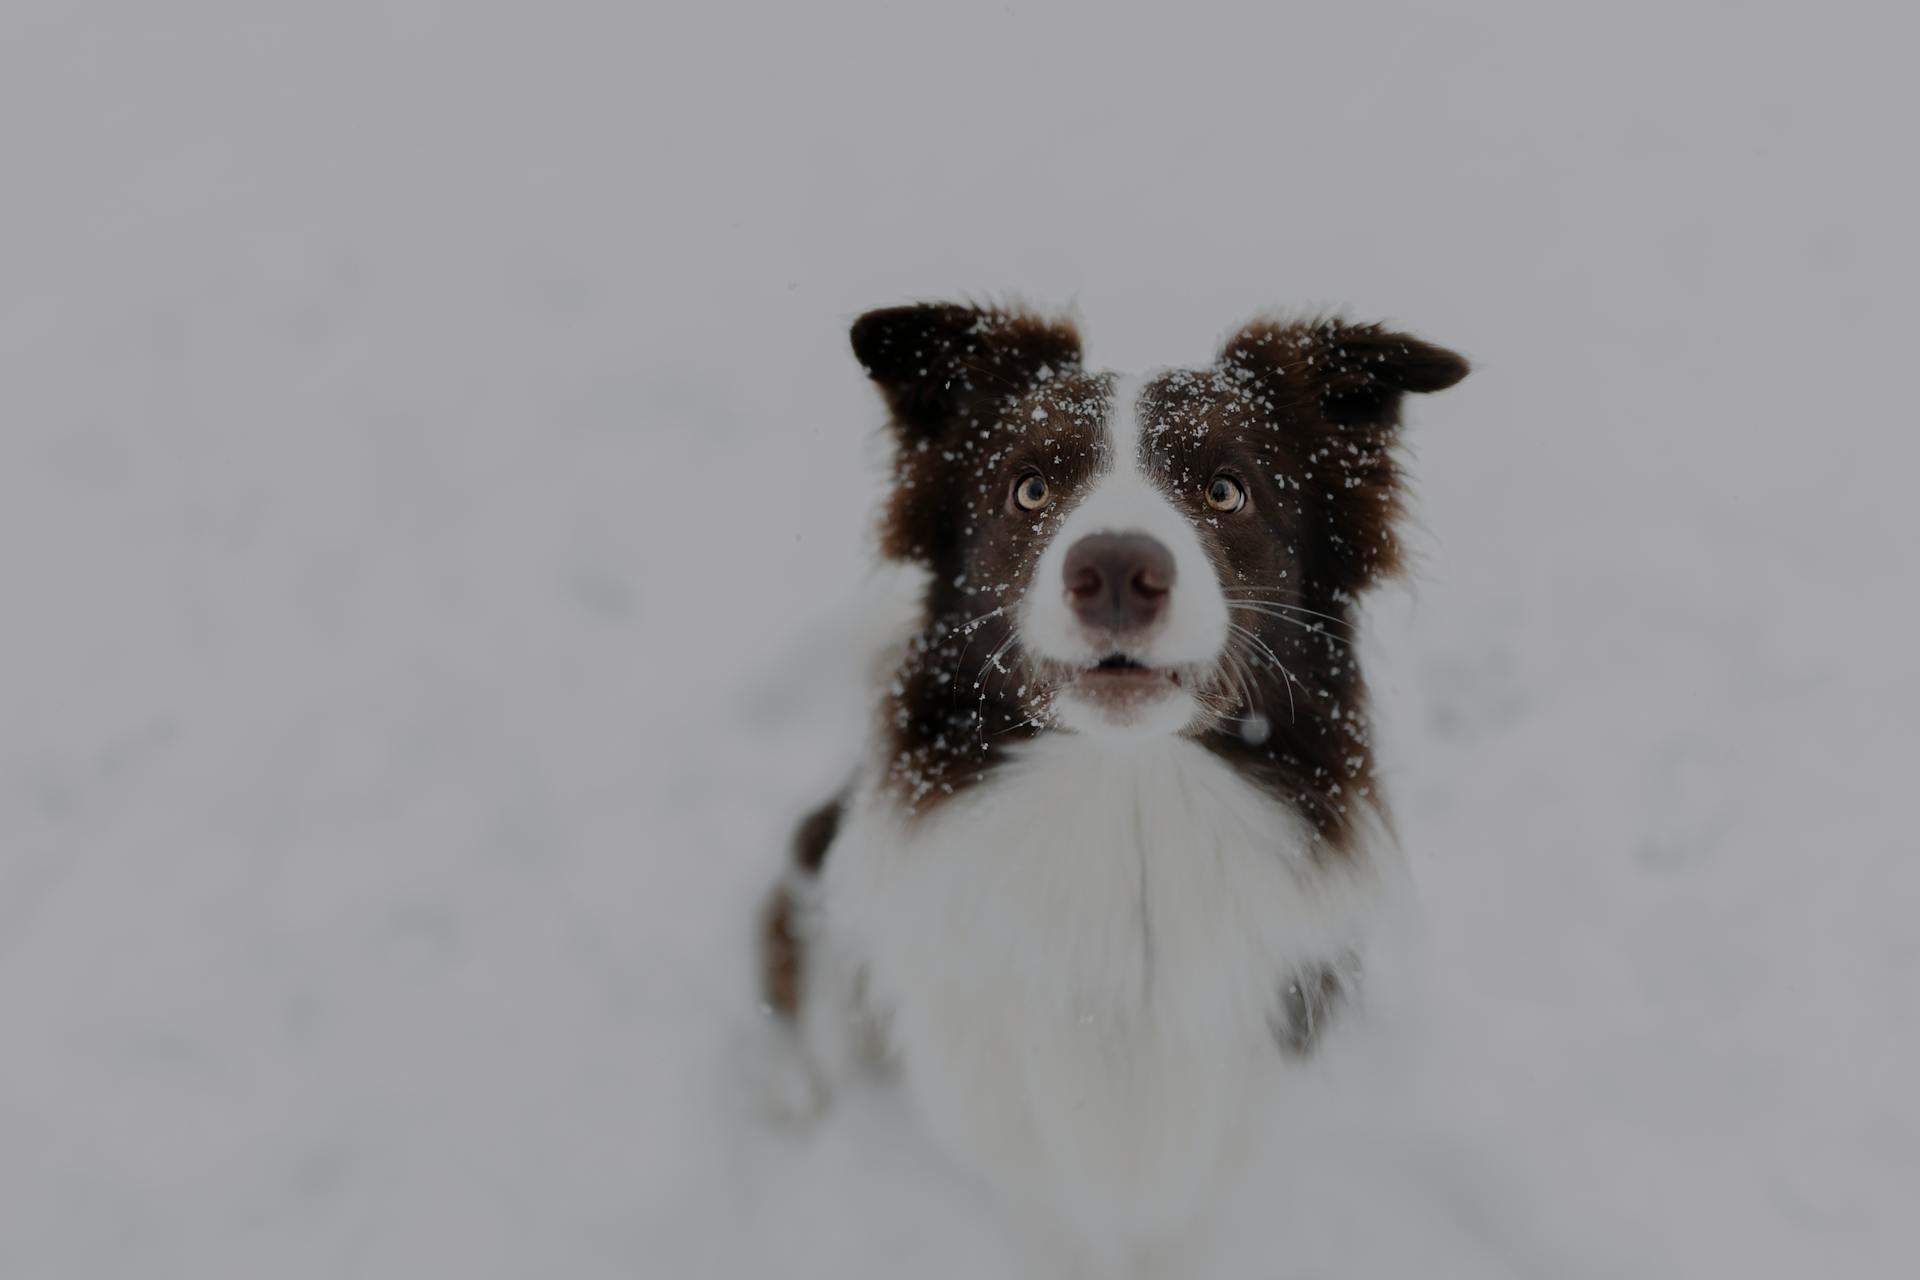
{"left": 1063, "top": 532, "right": 1175, "bottom": 634}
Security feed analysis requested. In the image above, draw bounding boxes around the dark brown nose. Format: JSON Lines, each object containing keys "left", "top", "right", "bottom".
{"left": 1063, "top": 532, "right": 1175, "bottom": 634}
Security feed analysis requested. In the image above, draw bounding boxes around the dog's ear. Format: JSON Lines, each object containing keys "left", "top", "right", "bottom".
{"left": 851, "top": 302, "right": 1082, "bottom": 437}
{"left": 1221, "top": 317, "right": 1468, "bottom": 430}
{"left": 1222, "top": 317, "right": 1467, "bottom": 597}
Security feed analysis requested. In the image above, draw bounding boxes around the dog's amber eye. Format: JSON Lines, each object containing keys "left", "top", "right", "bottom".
{"left": 1205, "top": 474, "right": 1246, "bottom": 513}
{"left": 1013, "top": 471, "right": 1051, "bottom": 512}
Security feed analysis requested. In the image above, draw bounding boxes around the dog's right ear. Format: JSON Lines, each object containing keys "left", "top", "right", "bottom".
{"left": 851, "top": 302, "right": 1082, "bottom": 438}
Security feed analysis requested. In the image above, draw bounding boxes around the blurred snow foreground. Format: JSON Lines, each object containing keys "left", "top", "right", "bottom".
{"left": 2, "top": 3, "right": 1917, "bottom": 1277}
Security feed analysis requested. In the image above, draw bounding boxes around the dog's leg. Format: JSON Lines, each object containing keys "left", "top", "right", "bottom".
{"left": 757, "top": 792, "right": 844, "bottom": 1016}
{"left": 755, "top": 791, "right": 871, "bottom": 1123}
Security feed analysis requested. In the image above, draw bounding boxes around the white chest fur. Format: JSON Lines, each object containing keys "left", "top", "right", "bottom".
{"left": 821, "top": 734, "right": 1385, "bottom": 1252}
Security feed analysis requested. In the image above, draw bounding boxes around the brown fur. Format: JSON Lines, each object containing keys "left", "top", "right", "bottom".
{"left": 759, "top": 886, "right": 804, "bottom": 1017}
{"left": 1151, "top": 320, "right": 1467, "bottom": 851}
{"left": 757, "top": 793, "right": 845, "bottom": 1018}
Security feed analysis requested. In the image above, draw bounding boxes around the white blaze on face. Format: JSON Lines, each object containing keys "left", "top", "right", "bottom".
{"left": 1019, "top": 374, "right": 1231, "bottom": 733}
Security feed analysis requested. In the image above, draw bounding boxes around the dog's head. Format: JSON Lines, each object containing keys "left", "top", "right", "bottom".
{"left": 855, "top": 302, "right": 1466, "bottom": 812}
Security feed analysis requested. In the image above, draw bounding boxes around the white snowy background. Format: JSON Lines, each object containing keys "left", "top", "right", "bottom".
{"left": 3, "top": 3, "right": 1916, "bottom": 1276}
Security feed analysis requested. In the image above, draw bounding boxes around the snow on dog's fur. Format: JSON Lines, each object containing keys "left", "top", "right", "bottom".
{"left": 759, "top": 301, "right": 1468, "bottom": 1263}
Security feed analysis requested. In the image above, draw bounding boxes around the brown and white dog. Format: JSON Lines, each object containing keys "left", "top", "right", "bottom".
{"left": 760, "top": 301, "right": 1468, "bottom": 1263}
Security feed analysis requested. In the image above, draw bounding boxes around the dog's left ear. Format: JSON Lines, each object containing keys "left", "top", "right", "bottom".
{"left": 1223, "top": 318, "right": 1468, "bottom": 596}
{"left": 1221, "top": 317, "right": 1469, "bottom": 429}
{"left": 851, "top": 302, "right": 1082, "bottom": 438}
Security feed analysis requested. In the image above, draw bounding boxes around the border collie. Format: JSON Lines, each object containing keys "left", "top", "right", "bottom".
{"left": 760, "top": 301, "right": 1468, "bottom": 1264}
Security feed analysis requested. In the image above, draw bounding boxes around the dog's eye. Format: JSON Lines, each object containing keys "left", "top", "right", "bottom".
{"left": 1205, "top": 474, "right": 1246, "bottom": 513}
{"left": 1012, "top": 471, "right": 1051, "bottom": 512}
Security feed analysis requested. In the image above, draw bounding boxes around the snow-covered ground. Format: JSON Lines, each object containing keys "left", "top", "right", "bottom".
{"left": 3, "top": 3, "right": 1916, "bottom": 1276}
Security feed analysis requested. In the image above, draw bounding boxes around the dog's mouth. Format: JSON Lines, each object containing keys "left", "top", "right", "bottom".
{"left": 1073, "top": 652, "right": 1181, "bottom": 700}
{"left": 1028, "top": 647, "right": 1204, "bottom": 733}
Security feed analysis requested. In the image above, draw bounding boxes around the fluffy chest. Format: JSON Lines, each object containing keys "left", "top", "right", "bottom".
{"left": 841, "top": 735, "right": 1362, "bottom": 1020}
{"left": 827, "top": 735, "right": 1380, "bottom": 1235}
